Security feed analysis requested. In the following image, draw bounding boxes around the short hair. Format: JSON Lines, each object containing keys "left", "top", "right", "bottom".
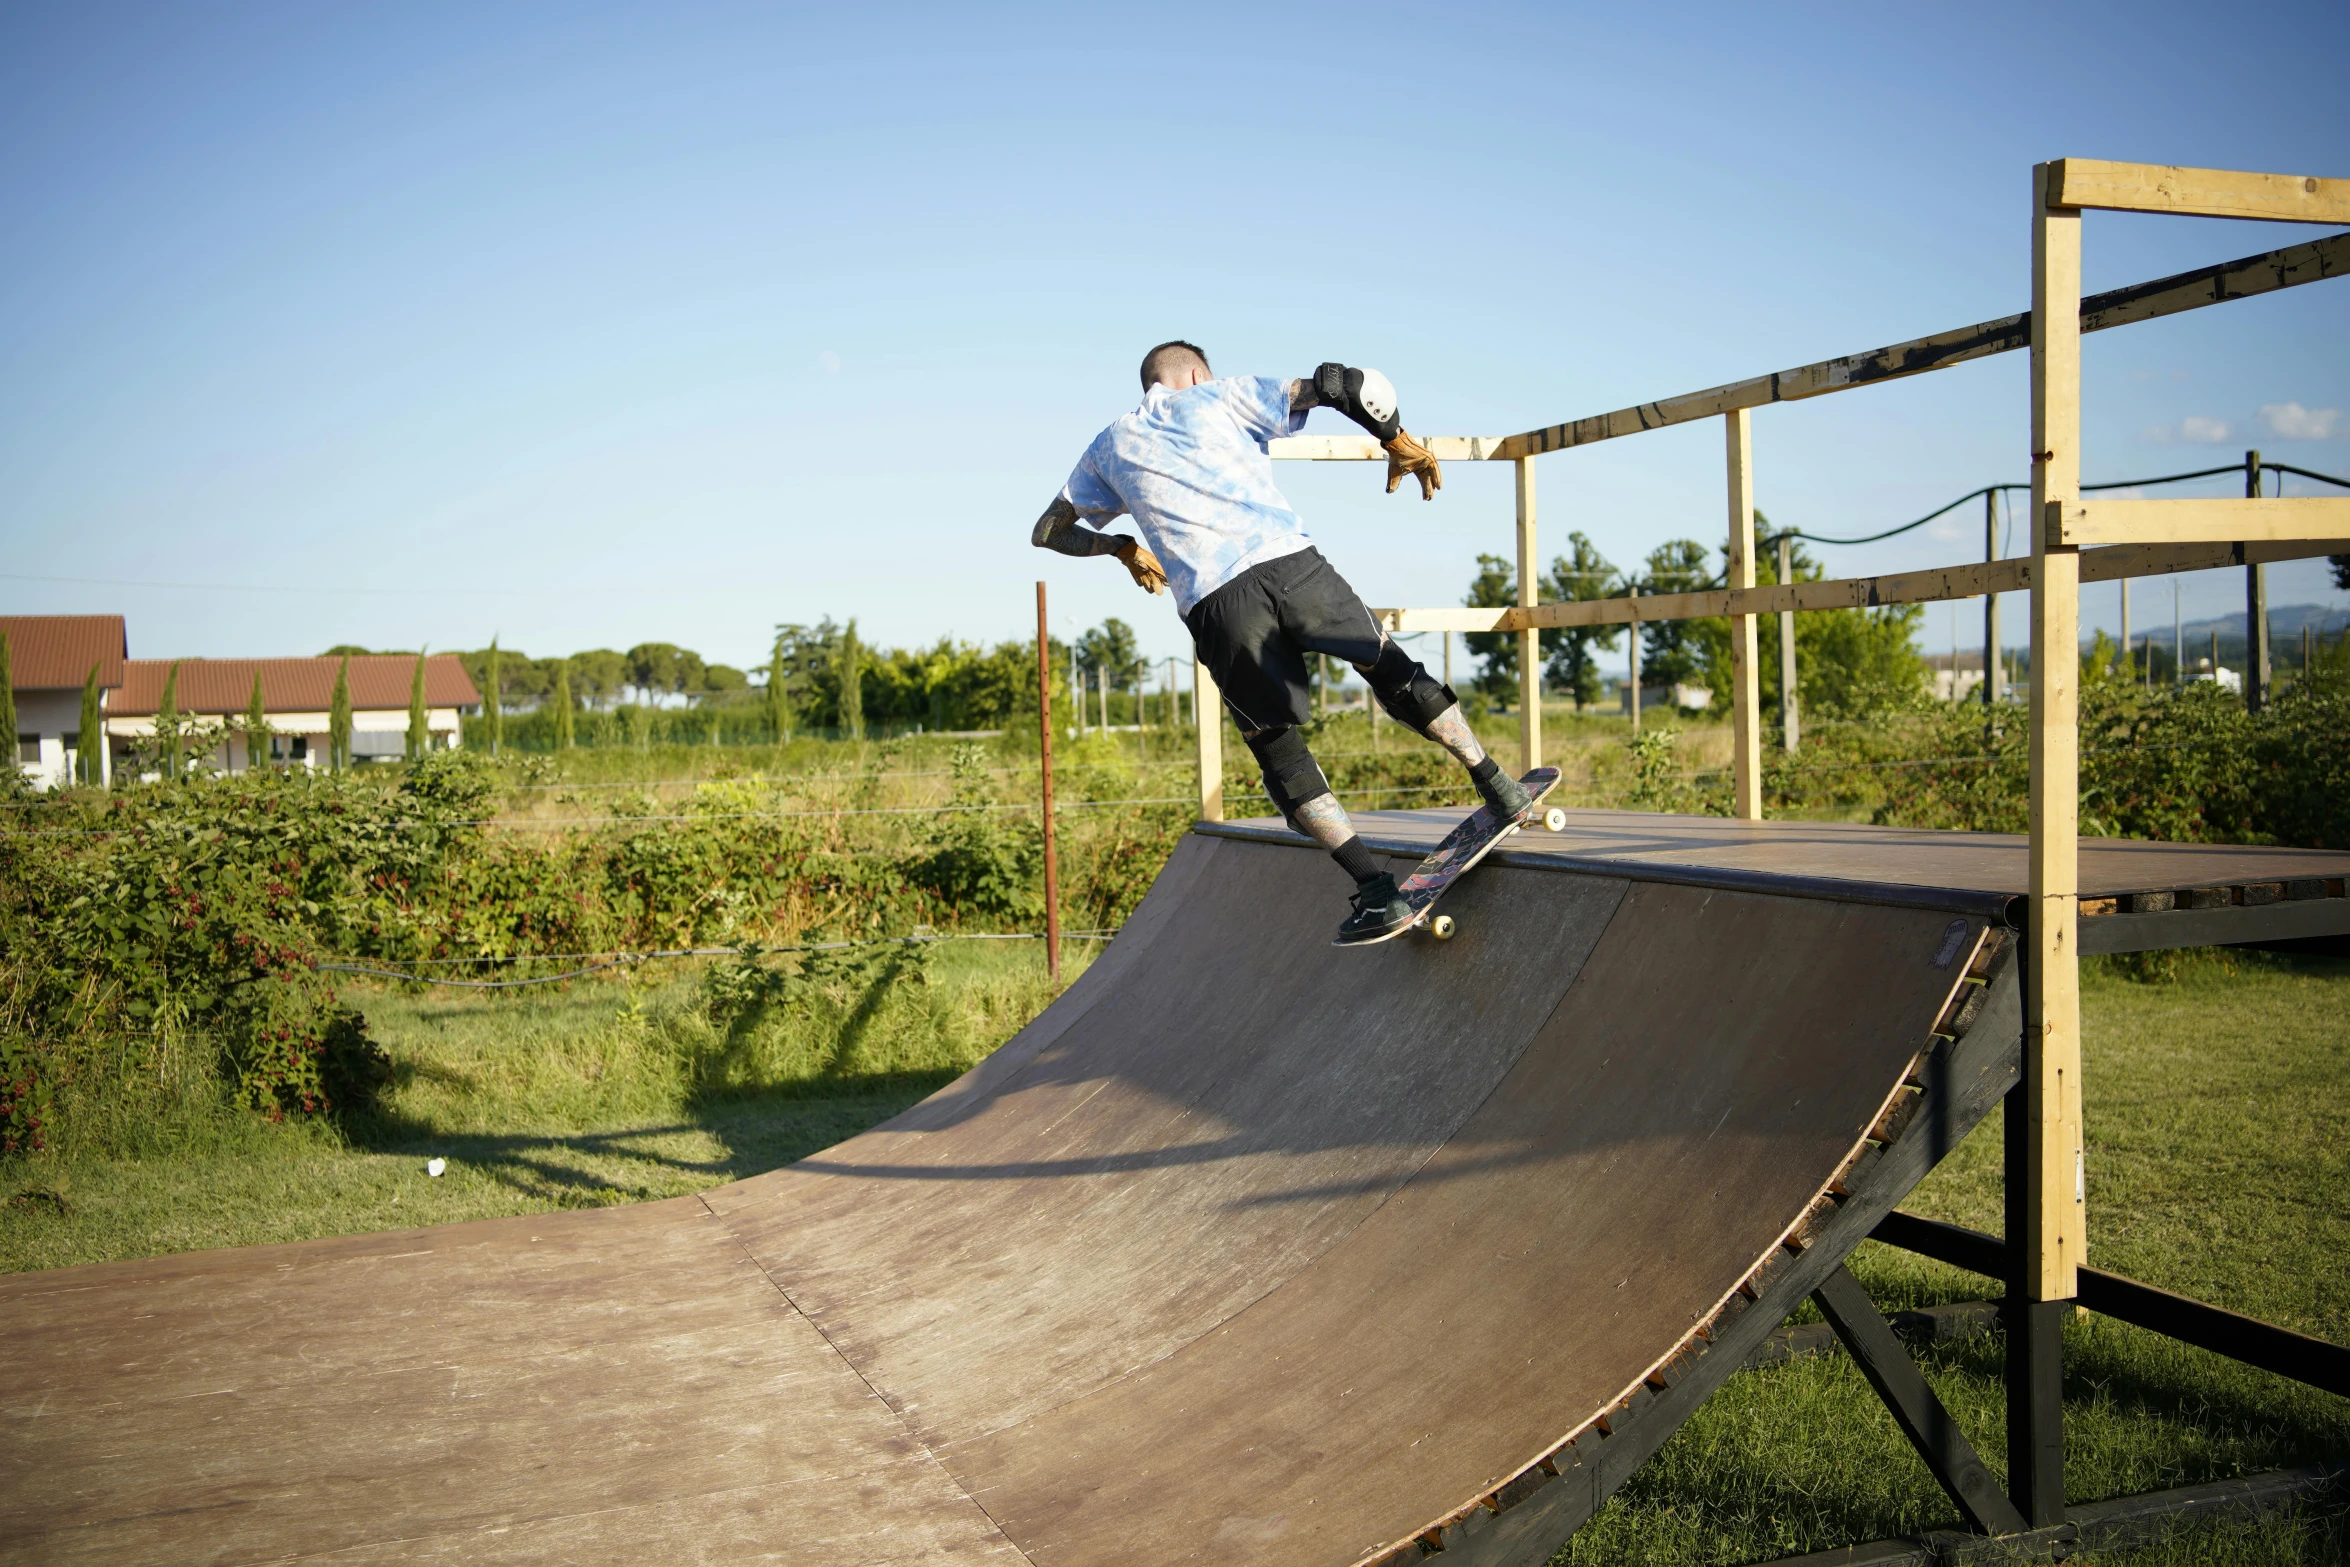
{"left": 1140, "top": 339, "right": 1210, "bottom": 391}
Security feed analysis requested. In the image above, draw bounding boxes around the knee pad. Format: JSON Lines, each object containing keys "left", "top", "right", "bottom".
{"left": 1242, "top": 725, "right": 1331, "bottom": 825}
{"left": 1364, "top": 641, "right": 1456, "bottom": 734}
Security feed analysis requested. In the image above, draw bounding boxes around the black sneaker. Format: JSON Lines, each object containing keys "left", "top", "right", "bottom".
{"left": 1335, "top": 872, "right": 1416, "bottom": 945}
{"left": 1477, "top": 767, "right": 1533, "bottom": 826}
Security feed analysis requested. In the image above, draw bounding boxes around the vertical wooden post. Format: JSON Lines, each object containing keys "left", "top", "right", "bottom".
{"left": 1724, "top": 410, "right": 1762, "bottom": 819}
{"left": 2026, "top": 161, "right": 2086, "bottom": 1307}
{"left": 1194, "top": 655, "right": 1224, "bottom": 822}
{"left": 1984, "top": 491, "right": 2003, "bottom": 721}
{"left": 2245, "top": 450, "right": 2269, "bottom": 712}
{"left": 2118, "top": 575, "right": 2131, "bottom": 685}
{"left": 1035, "top": 584, "right": 1061, "bottom": 984}
{"left": 1515, "top": 456, "right": 1541, "bottom": 773}
{"left": 1777, "top": 534, "right": 1799, "bottom": 751}
{"left": 1627, "top": 588, "right": 1642, "bottom": 733}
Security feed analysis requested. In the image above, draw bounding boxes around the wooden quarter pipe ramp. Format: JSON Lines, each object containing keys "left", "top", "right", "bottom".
{"left": 23, "top": 809, "right": 2326, "bottom": 1567}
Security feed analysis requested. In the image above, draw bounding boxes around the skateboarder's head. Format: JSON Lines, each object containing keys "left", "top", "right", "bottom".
{"left": 1139, "top": 340, "right": 1211, "bottom": 393}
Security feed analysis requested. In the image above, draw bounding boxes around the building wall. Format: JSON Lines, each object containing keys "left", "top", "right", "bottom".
{"left": 104, "top": 707, "right": 464, "bottom": 776}
{"left": 12, "top": 689, "right": 108, "bottom": 790}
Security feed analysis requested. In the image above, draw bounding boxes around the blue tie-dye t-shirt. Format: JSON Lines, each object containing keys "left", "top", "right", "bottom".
{"left": 1059, "top": 375, "right": 1312, "bottom": 615}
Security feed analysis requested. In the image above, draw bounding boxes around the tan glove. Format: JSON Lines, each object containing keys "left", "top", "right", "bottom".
{"left": 1383, "top": 428, "right": 1442, "bottom": 500}
{"left": 1113, "top": 537, "right": 1167, "bottom": 595}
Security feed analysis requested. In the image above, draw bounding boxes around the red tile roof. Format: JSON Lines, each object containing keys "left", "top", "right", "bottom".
{"left": 110, "top": 655, "right": 480, "bottom": 717}
{"left": 1, "top": 616, "right": 128, "bottom": 690}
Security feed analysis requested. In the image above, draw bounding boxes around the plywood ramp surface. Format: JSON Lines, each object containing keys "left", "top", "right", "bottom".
{"left": 0, "top": 827, "right": 1988, "bottom": 1566}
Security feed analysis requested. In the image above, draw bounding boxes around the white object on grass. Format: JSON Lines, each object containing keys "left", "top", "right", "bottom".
{"left": 426, "top": 1158, "right": 447, "bottom": 1178}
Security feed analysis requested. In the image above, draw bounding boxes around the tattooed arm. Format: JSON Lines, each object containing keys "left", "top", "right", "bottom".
{"left": 1031, "top": 496, "right": 1168, "bottom": 594}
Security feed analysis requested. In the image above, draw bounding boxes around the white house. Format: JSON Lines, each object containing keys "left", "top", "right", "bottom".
{"left": 4, "top": 614, "right": 127, "bottom": 789}
{"left": 105, "top": 654, "right": 480, "bottom": 773}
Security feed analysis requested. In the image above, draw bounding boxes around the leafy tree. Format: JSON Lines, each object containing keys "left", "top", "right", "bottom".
{"left": 329, "top": 656, "right": 352, "bottom": 771}
{"left": 2333, "top": 553, "right": 2348, "bottom": 592}
{"left": 1462, "top": 553, "right": 1528, "bottom": 702}
{"left": 482, "top": 638, "right": 503, "bottom": 757}
{"left": 568, "top": 648, "right": 629, "bottom": 709}
{"left": 243, "top": 671, "right": 271, "bottom": 772}
{"left": 838, "top": 619, "right": 864, "bottom": 740}
{"left": 1638, "top": 539, "right": 1717, "bottom": 692}
{"left": 626, "top": 642, "right": 705, "bottom": 705}
{"left": 77, "top": 662, "right": 103, "bottom": 786}
{"left": 700, "top": 664, "right": 748, "bottom": 698}
{"left": 1542, "top": 532, "right": 1623, "bottom": 710}
{"left": 552, "top": 664, "right": 576, "bottom": 749}
{"left": 0, "top": 632, "right": 14, "bottom": 775}
{"left": 405, "top": 654, "right": 428, "bottom": 761}
{"left": 1077, "top": 619, "right": 1144, "bottom": 692}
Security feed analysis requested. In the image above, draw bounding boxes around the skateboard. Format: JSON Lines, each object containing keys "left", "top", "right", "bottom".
{"left": 1334, "top": 767, "right": 1565, "bottom": 948}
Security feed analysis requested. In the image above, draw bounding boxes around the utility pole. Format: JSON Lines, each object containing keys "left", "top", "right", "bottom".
{"left": 1777, "top": 533, "right": 1799, "bottom": 750}
{"left": 2245, "top": 450, "right": 2270, "bottom": 712}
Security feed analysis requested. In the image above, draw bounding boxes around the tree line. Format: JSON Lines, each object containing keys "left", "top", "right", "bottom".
{"left": 332, "top": 618, "right": 1165, "bottom": 745}
{"left": 1457, "top": 516, "right": 1927, "bottom": 722}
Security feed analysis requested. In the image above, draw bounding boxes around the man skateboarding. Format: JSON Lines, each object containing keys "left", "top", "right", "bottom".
{"left": 1031, "top": 339, "right": 1534, "bottom": 943}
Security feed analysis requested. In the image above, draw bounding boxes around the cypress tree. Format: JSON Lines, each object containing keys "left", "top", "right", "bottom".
{"left": 406, "top": 653, "right": 429, "bottom": 761}
{"left": 78, "top": 662, "right": 103, "bottom": 786}
{"left": 244, "top": 671, "right": 270, "bottom": 772}
{"left": 0, "top": 632, "right": 15, "bottom": 779}
{"left": 553, "top": 664, "right": 575, "bottom": 749}
{"left": 837, "top": 620, "right": 863, "bottom": 742}
{"left": 483, "top": 638, "right": 504, "bottom": 757}
{"left": 766, "top": 638, "right": 793, "bottom": 745}
{"left": 158, "top": 660, "right": 182, "bottom": 780}
{"left": 329, "top": 655, "right": 352, "bottom": 770}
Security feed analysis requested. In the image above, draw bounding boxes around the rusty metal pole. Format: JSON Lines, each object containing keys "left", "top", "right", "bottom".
{"left": 1036, "top": 583, "right": 1061, "bottom": 984}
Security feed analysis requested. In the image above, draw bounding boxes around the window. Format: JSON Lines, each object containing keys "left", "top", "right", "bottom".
{"left": 16, "top": 735, "right": 36, "bottom": 764}
{"left": 290, "top": 735, "right": 308, "bottom": 760}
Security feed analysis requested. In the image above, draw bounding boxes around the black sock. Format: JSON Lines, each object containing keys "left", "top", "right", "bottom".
{"left": 1330, "top": 835, "right": 1382, "bottom": 884}
{"left": 1468, "top": 755, "right": 1502, "bottom": 788}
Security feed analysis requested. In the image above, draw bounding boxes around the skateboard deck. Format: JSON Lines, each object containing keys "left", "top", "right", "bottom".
{"left": 1334, "top": 767, "right": 1563, "bottom": 948}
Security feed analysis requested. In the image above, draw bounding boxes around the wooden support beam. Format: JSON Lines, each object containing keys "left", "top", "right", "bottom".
{"left": 1367, "top": 538, "right": 2348, "bottom": 636}
{"left": 1724, "top": 411, "right": 1762, "bottom": 818}
{"left": 2026, "top": 161, "right": 2086, "bottom": 1305}
{"left": 1811, "top": 1266, "right": 2028, "bottom": 1536}
{"left": 1266, "top": 434, "right": 1514, "bottom": 463}
{"left": 1516, "top": 456, "right": 1541, "bottom": 772}
{"left": 1494, "top": 230, "right": 2347, "bottom": 460}
{"left": 2045, "top": 495, "right": 2350, "bottom": 548}
{"left": 1193, "top": 656, "right": 1224, "bottom": 823}
{"left": 2047, "top": 157, "right": 2350, "bottom": 225}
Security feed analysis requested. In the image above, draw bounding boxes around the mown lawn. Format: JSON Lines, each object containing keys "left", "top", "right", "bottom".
{"left": 2, "top": 944, "right": 2341, "bottom": 1565}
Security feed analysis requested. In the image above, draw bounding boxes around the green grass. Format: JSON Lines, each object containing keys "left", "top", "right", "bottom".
{"left": 1558, "top": 951, "right": 2350, "bottom": 1565}
{"left": 0, "top": 937, "right": 1083, "bottom": 1269}
{"left": 3, "top": 940, "right": 2341, "bottom": 1565}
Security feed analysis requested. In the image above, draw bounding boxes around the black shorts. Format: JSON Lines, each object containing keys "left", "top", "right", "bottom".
{"left": 1184, "top": 547, "right": 1384, "bottom": 731}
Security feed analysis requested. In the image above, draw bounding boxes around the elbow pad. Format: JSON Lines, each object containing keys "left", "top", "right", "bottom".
{"left": 1309, "top": 362, "right": 1401, "bottom": 443}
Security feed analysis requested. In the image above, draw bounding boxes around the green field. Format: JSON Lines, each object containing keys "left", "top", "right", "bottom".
{"left": 4, "top": 935, "right": 2342, "bottom": 1563}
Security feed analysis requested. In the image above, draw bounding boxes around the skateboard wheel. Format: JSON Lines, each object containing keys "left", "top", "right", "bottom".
{"left": 1543, "top": 807, "right": 1567, "bottom": 833}
{"left": 1431, "top": 914, "right": 1457, "bottom": 941}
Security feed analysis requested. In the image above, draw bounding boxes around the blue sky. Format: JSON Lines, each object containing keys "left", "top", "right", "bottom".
{"left": 3, "top": 1, "right": 2345, "bottom": 673}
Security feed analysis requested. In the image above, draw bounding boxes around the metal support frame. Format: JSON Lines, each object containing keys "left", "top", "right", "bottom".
{"left": 1515, "top": 456, "right": 1541, "bottom": 772}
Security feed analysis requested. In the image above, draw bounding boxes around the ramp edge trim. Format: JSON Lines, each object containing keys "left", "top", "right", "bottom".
{"left": 1193, "top": 820, "right": 2024, "bottom": 924}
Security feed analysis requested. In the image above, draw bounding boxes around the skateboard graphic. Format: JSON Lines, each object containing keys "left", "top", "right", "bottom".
{"left": 1335, "top": 767, "right": 1564, "bottom": 948}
